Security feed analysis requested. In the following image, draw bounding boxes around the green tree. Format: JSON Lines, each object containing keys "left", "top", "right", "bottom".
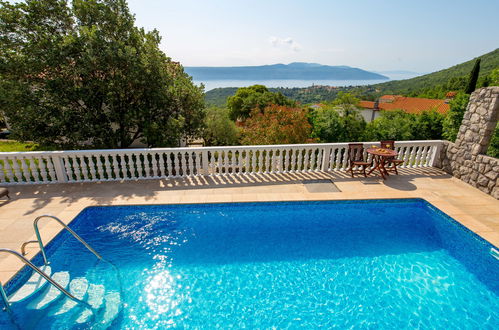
{"left": 486, "top": 124, "right": 499, "bottom": 158}
{"left": 442, "top": 92, "right": 470, "bottom": 141}
{"left": 241, "top": 105, "right": 311, "bottom": 145}
{"left": 363, "top": 110, "right": 415, "bottom": 141}
{"left": 202, "top": 107, "right": 239, "bottom": 146}
{"left": 0, "top": 0, "right": 204, "bottom": 149}
{"left": 226, "top": 85, "right": 295, "bottom": 121}
{"left": 465, "top": 58, "right": 481, "bottom": 94}
{"left": 412, "top": 109, "right": 445, "bottom": 140}
{"left": 310, "top": 107, "right": 343, "bottom": 142}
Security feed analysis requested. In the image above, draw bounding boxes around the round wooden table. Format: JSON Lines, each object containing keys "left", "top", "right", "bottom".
{"left": 366, "top": 148, "right": 398, "bottom": 180}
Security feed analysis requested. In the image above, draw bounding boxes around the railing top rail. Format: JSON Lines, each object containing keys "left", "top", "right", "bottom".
{"left": 0, "top": 140, "right": 445, "bottom": 156}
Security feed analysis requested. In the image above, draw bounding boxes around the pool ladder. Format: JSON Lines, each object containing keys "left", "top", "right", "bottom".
{"left": 0, "top": 215, "right": 103, "bottom": 311}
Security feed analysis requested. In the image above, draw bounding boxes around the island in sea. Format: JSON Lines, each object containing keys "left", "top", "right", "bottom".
{"left": 184, "top": 62, "right": 389, "bottom": 81}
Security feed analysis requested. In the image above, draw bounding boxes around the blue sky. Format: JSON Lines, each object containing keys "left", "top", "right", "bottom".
{"left": 127, "top": 0, "right": 499, "bottom": 72}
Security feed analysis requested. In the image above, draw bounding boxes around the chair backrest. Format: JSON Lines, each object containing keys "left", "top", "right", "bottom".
{"left": 380, "top": 140, "right": 395, "bottom": 150}
{"left": 348, "top": 143, "right": 365, "bottom": 162}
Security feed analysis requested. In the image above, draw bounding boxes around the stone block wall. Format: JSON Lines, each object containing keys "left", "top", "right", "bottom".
{"left": 439, "top": 87, "right": 499, "bottom": 199}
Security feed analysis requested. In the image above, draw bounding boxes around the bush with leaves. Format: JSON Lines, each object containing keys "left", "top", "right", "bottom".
{"left": 363, "top": 110, "right": 416, "bottom": 141}
{"left": 202, "top": 107, "right": 239, "bottom": 146}
{"left": 310, "top": 105, "right": 366, "bottom": 142}
{"left": 241, "top": 105, "right": 311, "bottom": 145}
{"left": 442, "top": 92, "right": 470, "bottom": 142}
{"left": 412, "top": 110, "right": 445, "bottom": 140}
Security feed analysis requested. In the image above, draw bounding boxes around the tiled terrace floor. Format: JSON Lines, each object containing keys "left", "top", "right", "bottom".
{"left": 1, "top": 167, "right": 498, "bottom": 283}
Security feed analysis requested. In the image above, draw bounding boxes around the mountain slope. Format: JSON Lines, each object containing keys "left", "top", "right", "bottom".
{"left": 369, "top": 48, "right": 499, "bottom": 95}
{"left": 186, "top": 62, "right": 388, "bottom": 81}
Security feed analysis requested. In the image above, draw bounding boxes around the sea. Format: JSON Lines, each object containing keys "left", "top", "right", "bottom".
{"left": 194, "top": 73, "right": 420, "bottom": 91}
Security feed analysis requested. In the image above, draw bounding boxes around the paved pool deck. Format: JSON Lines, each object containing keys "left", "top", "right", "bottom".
{"left": 1, "top": 167, "right": 498, "bottom": 283}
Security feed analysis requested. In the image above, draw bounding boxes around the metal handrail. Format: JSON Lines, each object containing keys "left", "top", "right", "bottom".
{"left": 21, "top": 240, "right": 39, "bottom": 256}
{"left": 0, "top": 248, "right": 90, "bottom": 311}
{"left": 34, "top": 215, "right": 102, "bottom": 265}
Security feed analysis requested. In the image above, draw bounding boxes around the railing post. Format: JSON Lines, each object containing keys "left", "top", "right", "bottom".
{"left": 202, "top": 149, "right": 209, "bottom": 175}
{"left": 51, "top": 154, "right": 68, "bottom": 183}
{"left": 321, "top": 146, "right": 331, "bottom": 171}
{"left": 429, "top": 142, "right": 442, "bottom": 167}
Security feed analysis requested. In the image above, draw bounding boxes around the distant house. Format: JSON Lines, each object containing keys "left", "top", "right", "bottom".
{"left": 358, "top": 95, "right": 451, "bottom": 122}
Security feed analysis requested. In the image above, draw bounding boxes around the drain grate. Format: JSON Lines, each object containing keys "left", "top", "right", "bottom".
{"left": 301, "top": 179, "right": 340, "bottom": 193}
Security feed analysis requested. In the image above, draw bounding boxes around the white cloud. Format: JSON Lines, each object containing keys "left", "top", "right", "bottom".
{"left": 268, "top": 36, "right": 301, "bottom": 52}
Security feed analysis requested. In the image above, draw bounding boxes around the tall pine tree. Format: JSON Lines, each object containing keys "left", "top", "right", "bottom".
{"left": 465, "top": 58, "right": 481, "bottom": 94}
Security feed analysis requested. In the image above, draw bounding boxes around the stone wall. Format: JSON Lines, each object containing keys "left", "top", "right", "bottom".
{"left": 439, "top": 87, "right": 499, "bottom": 199}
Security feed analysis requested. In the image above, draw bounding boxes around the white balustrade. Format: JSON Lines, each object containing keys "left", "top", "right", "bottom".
{"left": 0, "top": 140, "right": 443, "bottom": 185}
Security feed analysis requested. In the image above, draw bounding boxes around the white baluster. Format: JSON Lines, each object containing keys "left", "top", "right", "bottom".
{"left": 289, "top": 149, "right": 296, "bottom": 172}
{"left": 243, "top": 150, "right": 249, "bottom": 174}
{"left": 341, "top": 147, "right": 349, "bottom": 170}
{"left": 45, "top": 157, "right": 56, "bottom": 182}
{"left": 172, "top": 152, "right": 179, "bottom": 177}
{"left": 303, "top": 149, "right": 310, "bottom": 172}
{"left": 111, "top": 154, "right": 120, "bottom": 179}
{"left": 188, "top": 152, "right": 194, "bottom": 176}
{"left": 150, "top": 153, "right": 159, "bottom": 178}
{"left": 165, "top": 152, "right": 173, "bottom": 177}
{"left": 72, "top": 155, "right": 82, "bottom": 181}
{"left": 422, "top": 145, "right": 431, "bottom": 167}
{"left": 143, "top": 153, "right": 152, "bottom": 178}
{"left": 237, "top": 151, "right": 242, "bottom": 174}
{"left": 80, "top": 156, "right": 89, "bottom": 181}
{"left": 0, "top": 161, "right": 4, "bottom": 183}
{"left": 309, "top": 148, "right": 316, "bottom": 171}
{"left": 19, "top": 156, "right": 31, "bottom": 182}
{"left": 135, "top": 153, "right": 144, "bottom": 178}
{"left": 3, "top": 158, "right": 15, "bottom": 183}
{"left": 94, "top": 155, "right": 104, "bottom": 180}
{"left": 87, "top": 155, "right": 97, "bottom": 181}
{"left": 29, "top": 157, "right": 40, "bottom": 183}
{"left": 415, "top": 146, "right": 424, "bottom": 167}
{"left": 11, "top": 157, "right": 22, "bottom": 183}
{"left": 403, "top": 146, "right": 412, "bottom": 168}
{"left": 37, "top": 157, "right": 47, "bottom": 182}
{"left": 257, "top": 150, "right": 263, "bottom": 173}
{"left": 104, "top": 154, "right": 113, "bottom": 180}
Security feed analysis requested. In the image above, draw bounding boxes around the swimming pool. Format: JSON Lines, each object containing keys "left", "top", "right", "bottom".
{"left": 2, "top": 199, "right": 498, "bottom": 328}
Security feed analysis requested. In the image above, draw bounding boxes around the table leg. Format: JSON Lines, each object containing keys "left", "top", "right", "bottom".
{"left": 367, "top": 155, "right": 386, "bottom": 179}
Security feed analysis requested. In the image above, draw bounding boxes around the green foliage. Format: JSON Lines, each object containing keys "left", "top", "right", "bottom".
{"left": 412, "top": 110, "right": 446, "bottom": 140}
{"left": 310, "top": 105, "right": 366, "bottom": 143}
{"left": 0, "top": 0, "right": 204, "bottom": 149}
{"left": 489, "top": 68, "right": 499, "bottom": 86}
{"left": 465, "top": 59, "right": 481, "bottom": 94}
{"left": 241, "top": 105, "right": 311, "bottom": 145}
{"left": 363, "top": 110, "right": 416, "bottom": 141}
{"left": 202, "top": 107, "right": 239, "bottom": 146}
{"left": 487, "top": 124, "right": 499, "bottom": 158}
{"left": 442, "top": 92, "right": 470, "bottom": 141}
{"left": 226, "top": 85, "right": 295, "bottom": 120}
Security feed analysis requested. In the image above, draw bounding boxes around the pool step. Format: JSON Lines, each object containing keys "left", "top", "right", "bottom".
{"left": 26, "top": 271, "right": 70, "bottom": 310}
{"left": 75, "top": 283, "right": 105, "bottom": 324}
{"left": 49, "top": 277, "right": 88, "bottom": 316}
{"left": 8, "top": 265, "right": 52, "bottom": 303}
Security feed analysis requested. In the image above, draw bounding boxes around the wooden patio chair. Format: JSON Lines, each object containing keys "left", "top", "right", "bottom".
{"left": 380, "top": 140, "right": 404, "bottom": 175}
{"left": 347, "top": 143, "right": 371, "bottom": 177}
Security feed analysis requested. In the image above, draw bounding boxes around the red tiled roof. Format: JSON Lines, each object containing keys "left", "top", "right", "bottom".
{"left": 358, "top": 95, "right": 450, "bottom": 114}
{"left": 359, "top": 101, "right": 375, "bottom": 108}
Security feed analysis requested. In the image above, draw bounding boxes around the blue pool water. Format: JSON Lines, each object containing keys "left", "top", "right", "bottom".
{"left": 2, "top": 199, "right": 499, "bottom": 328}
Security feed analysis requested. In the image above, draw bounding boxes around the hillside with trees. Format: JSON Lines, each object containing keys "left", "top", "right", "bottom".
{"left": 205, "top": 48, "right": 499, "bottom": 106}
